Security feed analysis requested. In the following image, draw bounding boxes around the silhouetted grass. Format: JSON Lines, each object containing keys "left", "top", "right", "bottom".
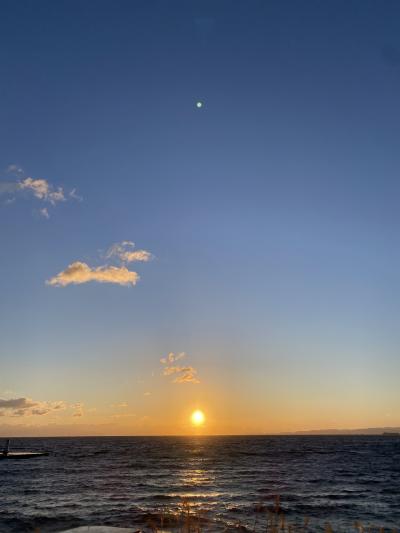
{"left": 144, "top": 496, "right": 399, "bottom": 533}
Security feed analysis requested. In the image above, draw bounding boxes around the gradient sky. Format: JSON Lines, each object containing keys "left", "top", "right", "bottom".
{"left": 1, "top": 0, "right": 400, "bottom": 436}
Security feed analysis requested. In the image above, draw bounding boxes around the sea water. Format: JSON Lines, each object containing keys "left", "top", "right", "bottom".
{"left": 0, "top": 436, "right": 399, "bottom": 532}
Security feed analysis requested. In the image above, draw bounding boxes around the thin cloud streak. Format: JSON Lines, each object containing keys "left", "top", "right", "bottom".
{"left": 160, "top": 352, "right": 200, "bottom": 384}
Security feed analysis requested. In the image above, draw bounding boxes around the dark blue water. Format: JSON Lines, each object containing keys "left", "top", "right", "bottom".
{"left": 0, "top": 436, "right": 399, "bottom": 532}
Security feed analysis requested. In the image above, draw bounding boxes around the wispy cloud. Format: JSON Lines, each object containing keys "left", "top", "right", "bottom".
{"left": 160, "top": 352, "right": 200, "bottom": 384}
{"left": 113, "top": 402, "right": 128, "bottom": 408}
{"left": 69, "top": 188, "right": 83, "bottom": 202}
{"left": 1, "top": 164, "right": 81, "bottom": 217}
{"left": 112, "top": 413, "right": 137, "bottom": 419}
{"left": 0, "top": 397, "right": 66, "bottom": 417}
{"left": 160, "top": 352, "right": 186, "bottom": 364}
{"left": 106, "top": 241, "right": 153, "bottom": 263}
{"left": 71, "top": 402, "right": 84, "bottom": 417}
{"left": 47, "top": 262, "right": 139, "bottom": 287}
{"left": 6, "top": 164, "right": 24, "bottom": 176}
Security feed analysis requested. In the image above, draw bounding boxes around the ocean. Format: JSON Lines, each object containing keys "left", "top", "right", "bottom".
{"left": 0, "top": 436, "right": 399, "bottom": 532}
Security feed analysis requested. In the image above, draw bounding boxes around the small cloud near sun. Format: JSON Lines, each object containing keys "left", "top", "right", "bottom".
{"left": 160, "top": 352, "right": 185, "bottom": 364}
{"left": 160, "top": 352, "right": 200, "bottom": 384}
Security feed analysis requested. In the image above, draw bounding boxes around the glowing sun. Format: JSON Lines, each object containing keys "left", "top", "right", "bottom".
{"left": 191, "top": 409, "right": 205, "bottom": 426}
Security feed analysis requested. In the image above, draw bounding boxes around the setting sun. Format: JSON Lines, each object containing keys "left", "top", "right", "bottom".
{"left": 191, "top": 409, "right": 205, "bottom": 426}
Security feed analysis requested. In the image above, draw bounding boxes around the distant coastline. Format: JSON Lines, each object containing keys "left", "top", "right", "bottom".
{"left": 285, "top": 426, "right": 400, "bottom": 436}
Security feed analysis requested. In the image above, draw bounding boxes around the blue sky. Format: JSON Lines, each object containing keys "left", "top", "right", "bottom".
{"left": 1, "top": 1, "right": 400, "bottom": 434}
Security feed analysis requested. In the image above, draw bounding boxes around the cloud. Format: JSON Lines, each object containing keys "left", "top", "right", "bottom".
{"left": 160, "top": 352, "right": 200, "bottom": 384}
{"left": 47, "top": 241, "right": 152, "bottom": 289}
{"left": 160, "top": 352, "right": 186, "bottom": 364}
{"left": 6, "top": 164, "right": 24, "bottom": 176}
{"left": 69, "top": 188, "right": 83, "bottom": 202}
{"left": 0, "top": 164, "right": 82, "bottom": 216}
{"left": 47, "top": 261, "right": 139, "bottom": 287}
{"left": 173, "top": 368, "right": 200, "bottom": 384}
{"left": 106, "top": 241, "right": 153, "bottom": 263}
{"left": 71, "top": 402, "right": 84, "bottom": 417}
{"left": 0, "top": 397, "right": 66, "bottom": 417}
{"left": 163, "top": 365, "right": 200, "bottom": 384}
{"left": 19, "top": 177, "right": 65, "bottom": 205}
{"left": 0, "top": 398, "right": 35, "bottom": 409}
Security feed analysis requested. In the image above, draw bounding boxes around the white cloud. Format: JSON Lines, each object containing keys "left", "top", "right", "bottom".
{"left": 47, "top": 241, "right": 152, "bottom": 289}
{"left": 106, "top": 241, "right": 153, "bottom": 263}
{"left": 47, "top": 261, "right": 140, "bottom": 287}
{"left": 0, "top": 397, "right": 66, "bottom": 417}
{"left": 160, "top": 353, "right": 200, "bottom": 384}
{"left": 122, "top": 250, "right": 152, "bottom": 262}
{"left": 1, "top": 164, "right": 81, "bottom": 217}
{"left": 19, "top": 177, "right": 65, "bottom": 205}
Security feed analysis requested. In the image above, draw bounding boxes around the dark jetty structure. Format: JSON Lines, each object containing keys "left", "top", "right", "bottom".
{"left": 0, "top": 439, "right": 49, "bottom": 460}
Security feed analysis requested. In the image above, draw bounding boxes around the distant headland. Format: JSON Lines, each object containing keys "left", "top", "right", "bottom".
{"left": 285, "top": 427, "right": 400, "bottom": 436}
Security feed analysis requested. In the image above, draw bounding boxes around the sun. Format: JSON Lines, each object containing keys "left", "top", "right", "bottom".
{"left": 191, "top": 409, "right": 205, "bottom": 426}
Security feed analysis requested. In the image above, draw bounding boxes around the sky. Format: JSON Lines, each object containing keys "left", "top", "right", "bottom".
{"left": 1, "top": 0, "right": 400, "bottom": 436}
